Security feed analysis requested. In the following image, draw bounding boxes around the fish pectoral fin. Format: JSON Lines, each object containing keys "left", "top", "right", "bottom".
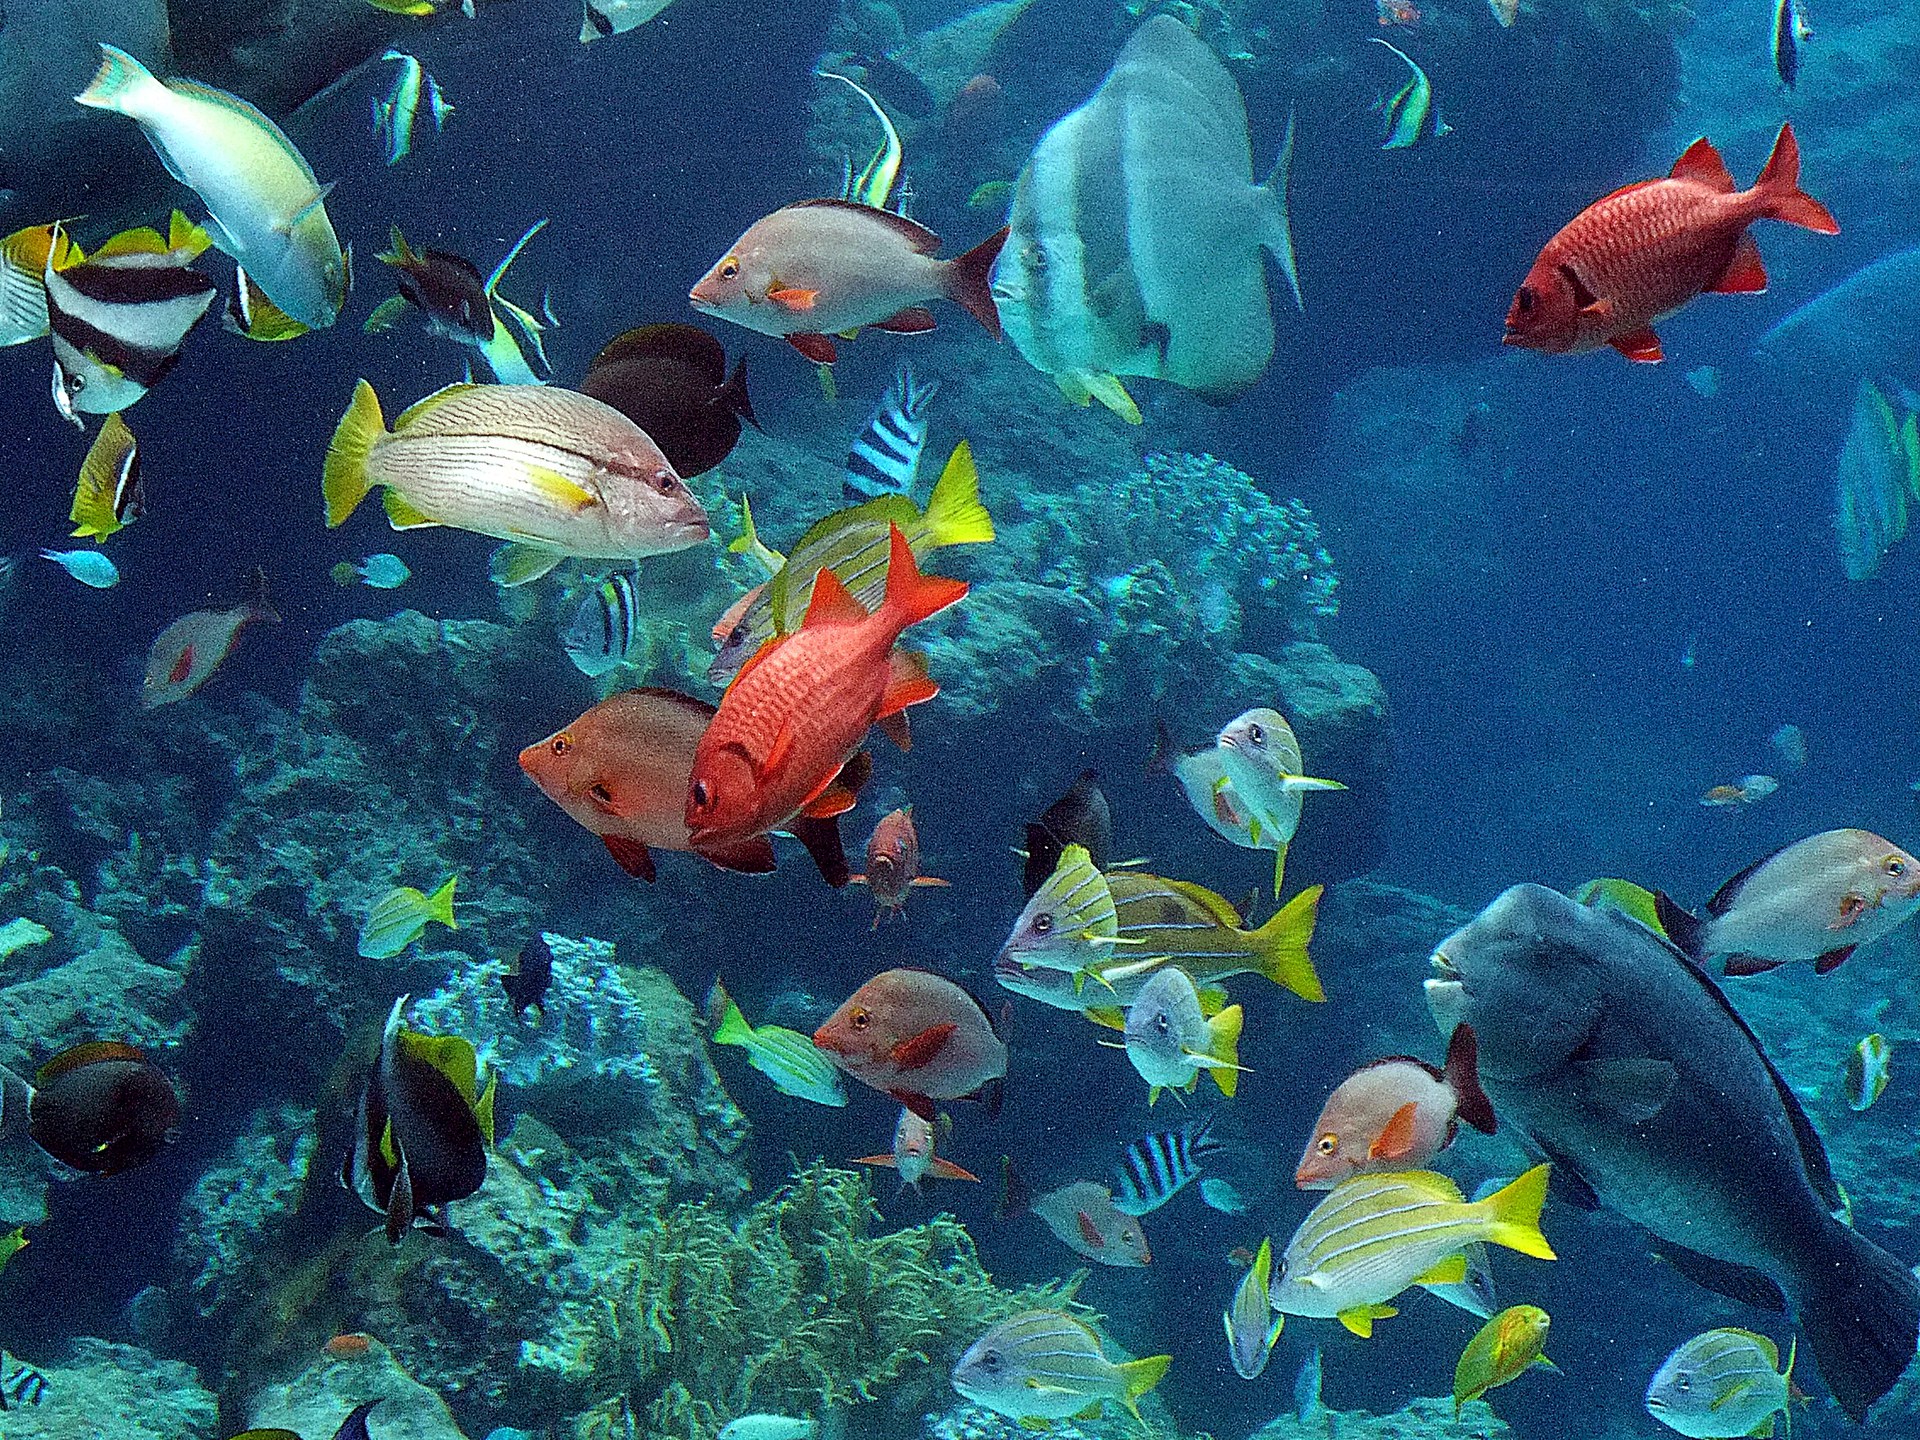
{"left": 526, "top": 465, "right": 598, "bottom": 511}
{"left": 1083, "top": 1006, "right": 1127, "bottom": 1031}
{"left": 278, "top": 180, "right": 337, "bottom": 236}
{"left": 1708, "top": 231, "right": 1769, "bottom": 294}
{"left": 767, "top": 286, "right": 818, "bottom": 311}
{"left": 1368, "top": 1102, "right": 1421, "bottom": 1161}
{"left": 600, "top": 835, "right": 656, "bottom": 882}
{"left": 889, "top": 1021, "right": 957, "bottom": 1069}
{"left": 1608, "top": 326, "right": 1664, "bottom": 363}
{"left": 1573, "top": 1056, "right": 1676, "bottom": 1123}
{"left": 1654, "top": 1242, "right": 1788, "bottom": 1312}
{"left": 1337, "top": 1304, "right": 1396, "bottom": 1338}
{"left": 1412, "top": 1254, "right": 1469, "bottom": 1288}
{"left": 382, "top": 490, "right": 440, "bottom": 530}
{"left": 489, "top": 542, "right": 562, "bottom": 588}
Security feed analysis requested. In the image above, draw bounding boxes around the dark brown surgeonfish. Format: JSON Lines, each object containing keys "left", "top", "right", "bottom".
{"left": 342, "top": 998, "right": 495, "bottom": 1244}
{"left": 578, "top": 322, "right": 757, "bottom": 478}
{"left": 0, "top": 1041, "right": 180, "bottom": 1175}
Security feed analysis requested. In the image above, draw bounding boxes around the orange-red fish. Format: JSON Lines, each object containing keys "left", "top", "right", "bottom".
{"left": 689, "top": 199, "right": 1007, "bottom": 364}
{"left": 1294, "top": 1023, "right": 1497, "bottom": 1189}
{"left": 141, "top": 600, "right": 275, "bottom": 707}
{"left": 851, "top": 806, "right": 950, "bottom": 926}
{"left": 322, "top": 1332, "right": 375, "bottom": 1359}
{"left": 813, "top": 967, "right": 1007, "bottom": 1118}
{"left": 852, "top": 1105, "right": 979, "bottom": 1191}
{"left": 686, "top": 524, "right": 965, "bottom": 864}
{"left": 1503, "top": 122, "right": 1837, "bottom": 363}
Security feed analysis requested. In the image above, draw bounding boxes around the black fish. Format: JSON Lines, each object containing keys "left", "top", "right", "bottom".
{"left": 0, "top": 1357, "right": 47, "bottom": 1409}
{"left": 1427, "top": 883, "right": 1920, "bottom": 1421}
{"left": 342, "top": 999, "right": 493, "bottom": 1244}
{"left": 849, "top": 51, "right": 936, "bottom": 119}
{"left": 501, "top": 934, "right": 554, "bottom": 1023}
{"left": 16, "top": 1041, "right": 180, "bottom": 1175}
{"left": 377, "top": 227, "right": 494, "bottom": 345}
{"left": 578, "top": 322, "right": 756, "bottom": 478}
{"left": 1022, "top": 769, "right": 1112, "bottom": 897}
{"left": 333, "top": 1399, "right": 382, "bottom": 1440}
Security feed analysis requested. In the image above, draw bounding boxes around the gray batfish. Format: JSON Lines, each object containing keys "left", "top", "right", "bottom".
{"left": 1425, "top": 883, "right": 1919, "bottom": 1422}
{"left": 992, "top": 16, "right": 1301, "bottom": 420}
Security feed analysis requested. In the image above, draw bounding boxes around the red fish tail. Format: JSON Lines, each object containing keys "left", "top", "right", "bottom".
{"left": 1753, "top": 123, "right": 1839, "bottom": 234}
{"left": 945, "top": 226, "right": 1009, "bottom": 339}
{"left": 881, "top": 524, "right": 968, "bottom": 633}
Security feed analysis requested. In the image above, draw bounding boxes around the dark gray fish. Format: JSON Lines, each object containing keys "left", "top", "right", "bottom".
{"left": 501, "top": 934, "right": 554, "bottom": 1022}
{"left": 1426, "top": 883, "right": 1919, "bottom": 1421}
{"left": 376, "top": 228, "right": 493, "bottom": 346}
{"left": 20, "top": 1041, "right": 179, "bottom": 1175}
{"left": 1023, "top": 770, "right": 1112, "bottom": 897}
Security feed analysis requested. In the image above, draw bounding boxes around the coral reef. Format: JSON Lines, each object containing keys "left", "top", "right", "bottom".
{"left": 248, "top": 1339, "right": 471, "bottom": 1440}
{"left": 1246, "top": 1395, "right": 1512, "bottom": 1440}
{"left": 0, "top": 1338, "right": 217, "bottom": 1440}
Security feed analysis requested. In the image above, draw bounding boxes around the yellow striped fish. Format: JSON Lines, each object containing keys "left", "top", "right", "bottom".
{"left": 994, "top": 843, "right": 1119, "bottom": 983}
{"left": 1272, "top": 1166, "right": 1555, "bottom": 1336}
{"left": 0, "top": 223, "right": 81, "bottom": 347}
{"left": 1109, "top": 871, "right": 1324, "bottom": 1002}
{"left": 323, "top": 381, "right": 711, "bottom": 581}
{"left": 951, "top": 1310, "right": 1170, "bottom": 1425}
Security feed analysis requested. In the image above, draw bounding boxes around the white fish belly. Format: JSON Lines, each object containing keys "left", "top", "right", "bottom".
{"left": 373, "top": 434, "right": 635, "bottom": 555}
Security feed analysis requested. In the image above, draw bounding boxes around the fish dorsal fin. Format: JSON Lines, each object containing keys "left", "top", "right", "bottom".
{"left": 1706, "top": 845, "right": 1790, "bottom": 916}
{"left": 1670, "top": 137, "right": 1736, "bottom": 191}
{"left": 485, "top": 218, "right": 549, "bottom": 295}
{"left": 394, "top": 382, "right": 482, "bottom": 430}
{"left": 802, "top": 565, "right": 870, "bottom": 628}
{"left": 37, "top": 1040, "right": 145, "bottom": 1083}
{"left": 1157, "top": 876, "right": 1244, "bottom": 927}
{"left": 92, "top": 224, "right": 169, "bottom": 258}
{"left": 789, "top": 197, "right": 943, "bottom": 255}
{"left": 630, "top": 686, "right": 718, "bottom": 720}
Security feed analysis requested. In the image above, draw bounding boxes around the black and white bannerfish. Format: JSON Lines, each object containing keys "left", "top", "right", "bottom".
{"left": 991, "top": 16, "right": 1302, "bottom": 423}
{"left": 563, "top": 572, "right": 639, "bottom": 677}
{"left": 373, "top": 49, "right": 453, "bottom": 166}
{"left": 1112, "top": 1113, "right": 1224, "bottom": 1216}
{"left": 844, "top": 361, "right": 939, "bottom": 500}
{"left": 1772, "top": 0, "right": 1811, "bottom": 88}
{"left": 0, "top": 1356, "right": 47, "bottom": 1409}
{"left": 43, "top": 213, "right": 217, "bottom": 425}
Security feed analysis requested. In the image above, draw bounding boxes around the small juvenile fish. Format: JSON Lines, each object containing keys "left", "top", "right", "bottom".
{"left": 1453, "top": 1305, "right": 1552, "bottom": 1415}
{"left": 1844, "top": 1033, "right": 1891, "bottom": 1111}
{"left": 951, "top": 1310, "right": 1169, "bottom": 1427}
{"left": 1371, "top": 40, "right": 1451, "bottom": 149}
{"left": 1200, "top": 1177, "right": 1249, "bottom": 1215}
{"left": 1295, "top": 1022, "right": 1496, "bottom": 1188}
{"left": 322, "top": 1331, "right": 375, "bottom": 1359}
{"left": 562, "top": 573, "right": 638, "bottom": 678}
{"left": 1113, "top": 1113, "right": 1223, "bottom": 1216}
{"left": 1772, "top": 0, "right": 1811, "bottom": 89}
{"left": 501, "top": 934, "right": 554, "bottom": 1023}
{"left": 1122, "top": 966, "right": 1245, "bottom": 1104}
{"left": 372, "top": 50, "right": 452, "bottom": 166}
{"left": 852, "top": 1105, "right": 977, "bottom": 1190}
{"left": 1000, "top": 1161, "right": 1150, "bottom": 1266}
{"left": 1770, "top": 722, "right": 1809, "bottom": 773}
{"left": 40, "top": 549, "right": 120, "bottom": 587}
{"left": 1224, "top": 1236, "right": 1283, "bottom": 1379}
{"left": 1700, "top": 774, "right": 1778, "bottom": 807}
{"left": 358, "top": 877, "right": 458, "bottom": 960}
{"left": 142, "top": 601, "right": 276, "bottom": 707}
{"left": 708, "top": 980, "right": 848, "bottom": 1107}
{"left": 844, "top": 360, "right": 938, "bottom": 500}
{"left": 1646, "top": 1328, "right": 1794, "bottom": 1438}
{"left": 369, "top": 222, "right": 553, "bottom": 387}
{"left": 849, "top": 806, "right": 950, "bottom": 927}
{"left": 0, "top": 1356, "right": 47, "bottom": 1407}
{"left": 331, "top": 554, "right": 412, "bottom": 589}
{"left": 69, "top": 414, "right": 142, "bottom": 541}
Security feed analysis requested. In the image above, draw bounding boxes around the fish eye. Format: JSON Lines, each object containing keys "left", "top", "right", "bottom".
{"left": 979, "top": 1349, "right": 1001, "bottom": 1370}
{"left": 651, "top": 469, "right": 680, "bottom": 495}
{"left": 691, "top": 779, "right": 712, "bottom": 809}
{"left": 1024, "top": 242, "right": 1047, "bottom": 270}
{"left": 70, "top": 373, "right": 86, "bottom": 392}
{"left": 1676, "top": 1375, "right": 1691, "bottom": 1393}
{"left": 1154, "top": 1013, "right": 1170, "bottom": 1034}
{"left": 1247, "top": 723, "right": 1265, "bottom": 745}
{"left": 850, "top": 1007, "right": 871, "bottom": 1031}
{"left": 1887, "top": 857, "right": 1908, "bottom": 877}
{"left": 1315, "top": 1133, "right": 1338, "bottom": 1156}
{"left": 1516, "top": 285, "right": 1535, "bottom": 313}
{"left": 551, "top": 734, "right": 572, "bottom": 756}
{"left": 1031, "top": 913, "right": 1054, "bottom": 935}
{"left": 719, "top": 258, "right": 740, "bottom": 281}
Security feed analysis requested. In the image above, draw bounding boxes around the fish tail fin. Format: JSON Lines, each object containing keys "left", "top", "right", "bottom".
{"left": 1475, "top": 1163, "right": 1556, "bottom": 1260}
{"left": 1442, "top": 1022, "right": 1498, "bottom": 1134}
{"left": 705, "top": 979, "right": 752, "bottom": 1045}
{"left": 994, "top": 1154, "right": 1030, "bottom": 1220}
{"left": 1117, "top": 1354, "right": 1172, "bottom": 1417}
{"left": 1652, "top": 890, "right": 1707, "bottom": 960}
{"left": 324, "top": 380, "right": 387, "bottom": 527}
{"left": 880, "top": 523, "right": 967, "bottom": 633}
{"left": 1258, "top": 107, "right": 1305, "bottom": 311}
{"left": 944, "top": 225, "right": 1009, "bottom": 338}
{"left": 1252, "top": 883, "right": 1324, "bottom": 1002}
{"left": 74, "top": 43, "right": 163, "bottom": 114}
{"left": 1793, "top": 1224, "right": 1919, "bottom": 1421}
{"left": 1146, "top": 718, "right": 1180, "bottom": 776}
{"left": 720, "top": 353, "right": 758, "bottom": 429}
{"left": 922, "top": 441, "right": 995, "bottom": 547}
{"left": 1753, "top": 122, "right": 1839, "bottom": 234}
{"left": 1204, "top": 1004, "right": 1244, "bottom": 1097}
{"left": 425, "top": 876, "right": 457, "bottom": 929}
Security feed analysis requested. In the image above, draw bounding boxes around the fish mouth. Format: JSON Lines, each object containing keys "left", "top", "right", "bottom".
{"left": 810, "top": 1025, "right": 845, "bottom": 1055}
{"left": 1429, "top": 949, "right": 1460, "bottom": 981}
{"left": 688, "top": 289, "right": 717, "bottom": 312}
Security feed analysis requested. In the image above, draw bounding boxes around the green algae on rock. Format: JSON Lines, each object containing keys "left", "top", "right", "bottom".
{"left": 0, "top": 1338, "right": 217, "bottom": 1440}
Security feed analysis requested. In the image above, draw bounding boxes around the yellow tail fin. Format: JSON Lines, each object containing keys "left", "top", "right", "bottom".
{"left": 1115, "top": 1353, "right": 1171, "bottom": 1419}
{"left": 1475, "top": 1163, "right": 1556, "bottom": 1260}
{"left": 324, "top": 379, "right": 387, "bottom": 527}
{"left": 1205, "top": 1003, "right": 1244, "bottom": 1098}
{"left": 923, "top": 441, "right": 995, "bottom": 548}
{"left": 1254, "top": 883, "right": 1324, "bottom": 1002}
{"left": 425, "top": 875, "right": 458, "bottom": 929}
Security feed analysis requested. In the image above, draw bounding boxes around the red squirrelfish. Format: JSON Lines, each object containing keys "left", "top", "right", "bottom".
{"left": 851, "top": 805, "right": 951, "bottom": 927}
{"left": 689, "top": 198, "right": 1008, "bottom": 364}
{"left": 852, "top": 1105, "right": 980, "bottom": 1191}
{"left": 1295, "top": 1023, "right": 1497, "bottom": 1189}
{"left": 141, "top": 600, "right": 275, "bottom": 707}
{"left": 686, "top": 524, "right": 966, "bottom": 861}
{"left": 812, "top": 967, "right": 1007, "bottom": 1118}
{"left": 999, "top": 1160, "right": 1151, "bottom": 1267}
{"left": 1503, "top": 122, "right": 1837, "bottom": 363}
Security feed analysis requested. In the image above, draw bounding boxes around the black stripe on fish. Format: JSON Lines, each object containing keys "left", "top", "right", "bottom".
{"left": 0, "top": 1359, "right": 48, "bottom": 1408}
{"left": 1112, "top": 1113, "right": 1222, "bottom": 1215}
{"left": 54, "top": 256, "right": 216, "bottom": 308}
{"left": 844, "top": 362, "right": 937, "bottom": 499}
{"left": 50, "top": 318, "right": 179, "bottom": 391}
{"left": 47, "top": 284, "right": 207, "bottom": 374}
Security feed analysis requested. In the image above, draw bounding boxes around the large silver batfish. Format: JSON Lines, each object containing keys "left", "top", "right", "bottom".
{"left": 990, "top": 16, "right": 1301, "bottom": 420}
{"left": 1426, "top": 883, "right": 1920, "bottom": 1423}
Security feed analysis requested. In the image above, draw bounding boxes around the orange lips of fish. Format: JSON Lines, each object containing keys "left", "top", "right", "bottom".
{"left": 851, "top": 806, "right": 951, "bottom": 926}
{"left": 812, "top": 967, "right": 1008, "bottom": 1118}
{"left": 1504, "top": 122, "right": 1837, "bottom": 363}
{"left": 686, "top": 524, "right": 966, "bottom": 861}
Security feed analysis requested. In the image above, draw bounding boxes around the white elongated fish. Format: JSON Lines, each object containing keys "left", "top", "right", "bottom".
{"left": 993, "top": 16, "right": 1300, "bottom": 420}
{"left": 75, "top": 44, "right": 349, "bottom": 330}
{"left": 322, "top": 381, "right": 711, "bottom": 580}
{"left": 1224, "top": 1236, "right": 1283, "bottom": 1379}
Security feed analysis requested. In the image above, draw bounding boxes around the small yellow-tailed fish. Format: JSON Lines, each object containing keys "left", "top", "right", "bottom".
{"left": 0, "top": 1225, "right": 26, "bottom": 1275}
{"left": 0, "top": 222, "right": 82, "bottom": 346}
{"left": 705, "top": 979, "right": 847, "bottom": 1107}
{"left": 950, "top": 1310, "right": 1170, "bottom": 1426}
{"left": 1224, "top": 1236, "right": 1283, "bottom": 1379}
{"left": 1572, "top": 876, "right": 1669, "bottom": 937}
{"left": 69, "top": 414, "right": 142, "bottom": 541}
{"left": 358, "top": 876, "right": 457, "bottom": 959}
{"left": 323, "top": 381, "right": 712, "bottom": 586}
{"left": 75, "top": 44, "right": 348, "bottom": 331}
{"left": 1645, "top": 1328, "right": 1795, "bottom": 1439}
{"left": 1271, "top": 1165, "right": 1555, "bottom": 1337}
{"left": 708, "top": 440, "right": 992, "bottom": 683}
{"left": 1118, "top": 965, "right": 1244, "bottom": 1104}
{"left": 1843, "top": 1033, "right": 1891, "bottom": 1111}
{"left": 1453, "top": 1304, "right": 1553, "bottom": 1415}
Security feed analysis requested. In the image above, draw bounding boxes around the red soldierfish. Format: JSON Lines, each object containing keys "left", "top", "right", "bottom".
{"left": 1503, "top": 122, "right": 1837, "bottom": 362}
{"left": 689, "top": 198, "right": 1008, "bottom": 364}
{"left": 1294, "top": 1023, "right": 1497, "bottom": 1189}
{"left": 852, "top": 1105, "right": 980, "bottom": 1191}
{"left": 851, "top": 806, "right": 951, "bottom": 927}
{"left": 999, "top": 1160, "right": 1151, "bottom": 1267}
{"left": 141, "top": 601, "right": 276, "bottom": 707}
{"left": 685, "top": 524, "right": 966, "bottom": 863}
{"left": 812, "top": 967, "right": 1008, "bottom": 1119}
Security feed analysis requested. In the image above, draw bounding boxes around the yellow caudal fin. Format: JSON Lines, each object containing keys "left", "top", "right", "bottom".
{"left": 1202, "top": 1003, "right": 1244, "bottom": 1098}
{"left": 1474, "top": 1163, "right": 1556, "bottom": 1260}
{"left": 424, "top": 875, "right": 458, "bottom": 929}
{"left": 1115, "top": 1353, "right": 1171, "bottom": 1420}
{"left": 922, "top": 441, "right": 995, "bottom": 548}
{"left": 324, "top": 379, "right": 387, "bottom": 527}
{"left": 1253, "top": 882, "right": 1324, "bottom": 1002}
